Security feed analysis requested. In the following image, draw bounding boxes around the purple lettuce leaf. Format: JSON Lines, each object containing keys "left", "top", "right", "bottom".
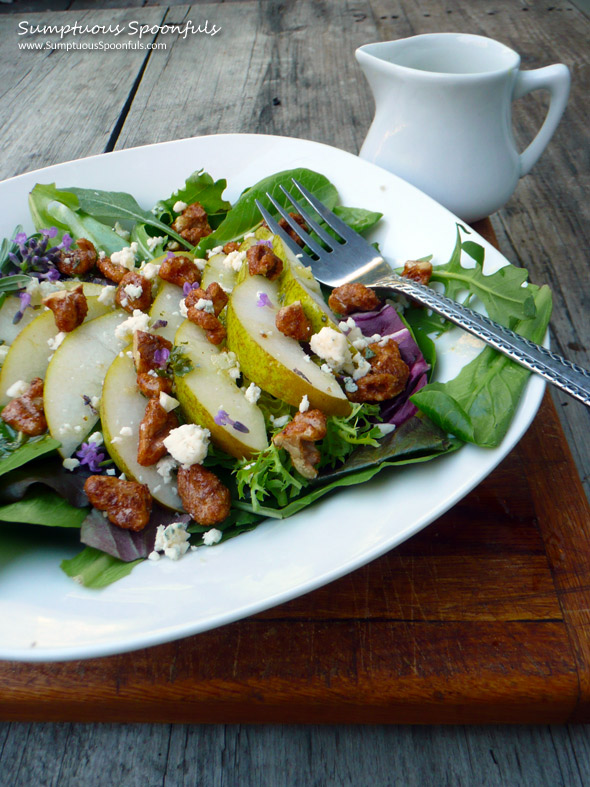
{"left": 80, "top": 505, "right": 191, "bottom": 562}
{"left": 351, "top": 304, "right": 429, "bottom": 427}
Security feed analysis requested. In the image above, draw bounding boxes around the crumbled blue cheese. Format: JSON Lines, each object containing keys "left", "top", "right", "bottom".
{"left": 62, "top": 457, "right": 80, "bottom": 472}
{"left": 156, "top": 455, "right": 178, "bottom": 482}
{"left": 47, "top": 332, "right": 66, "bottom": 351}
{"left": 88, "top": 431, "right": 103, "bottom": 446}
{"left": 299, "top": 394, "right": 310, "bottom": 413}
{"left": 111, "top": 242, "right": 138, "bottom": 271}
{"left": 139, "top": 262, "right": 159, "bottom": 280}
{"left": 119, "top": 426, "right": 133, "bottom": 437}
{"left": 152, "top": 521, "right": 190, "bottom": 560}
{"left": 6, "top": 380, "right": 29, "bottom": 398}
{"left": 352, "top": 353, "right": 371, "bottom": 381}
{"left": 163, "top": 424, "right": 210, "bottom": 467}
{"left": 211, "top": 351, "right": 240, "bottom": 380}
{"left": 270, "top": 414, "right": 290, "bottom": 429}
{"left": 159, "top": 392, "right": 180, "bottom": 412}
{"left": 194, "top": 257, "right": 207, "bottom": 271}
{"left": 343, "top": 376, "right": 358, "bottom": 393}
{"left": 244, "top": 382, "right": 261, "bottom": 404}
{"left": 207, "top": 246, "right": 224, "bottom": 258}
{"left": 223, "top": 250, "right": 246, "bottom": 272}
{"left": 97, "top": 285, "right": 116, "bottom": 306}
{"left": 193, "top": 298, "right": 215, "bottom": 314}
{"left": 106, "top": 468, "right": 116, "bottom": 476}
{"left": 173, "top": 200, "right": 188, "bottom": 213}
{"left": 91, "top": 395, "right": 101, "bottom": 410}
{"left": 376, "top": 423, "right": 396, "bottom": 437}
{"left": 123, "top": 282, "right": 143, "bottom": 300}
{"left": 202, "top": 528, "right": 222, "bottom": 546}
{"left": 25, "top": 277, "right": 42, "bottom": 306}
{"left": 115, "top": 309, "right": 150, "bottom": 341}
{"left": 146, "top": 236, "right": 165, "bottom": 252}
{"left": 179, "top": 298, "right": 189, "bottom": 318}
{"left": 114, "top": 221, "right": 130, "bottom": 240}
{"left": 309, "top": 327, "right": 352, "bottom": 372}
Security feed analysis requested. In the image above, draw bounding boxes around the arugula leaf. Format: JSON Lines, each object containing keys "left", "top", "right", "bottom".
{"left": 61, "top": 546, "right": 142, "bottom": 588}
{"left": 0, "top": 432, "right": 61, "bottom": 475}
{"left": 153, "top": 169, "right": 231, "bottom": 229}
{"left": 411, "top": 284, "right": 552, "bottom": 447}
{"left": 0, "top": 488, "right": 87, "bottom": 527}
{"left": 130, "top": 223, "right": 165, "bottom": 261}
{"left": 194, "top": 168, "right": 339, "bottom": 256}
{"left": 67, "top": 187, "right": 192, "bottom": 250}
{"left": 430, "top": 226, "right": 536, "bottom": 325}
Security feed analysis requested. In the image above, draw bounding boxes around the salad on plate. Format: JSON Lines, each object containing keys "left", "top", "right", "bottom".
{"left": 0, "top": 167, "right": 552, "bottom": 589}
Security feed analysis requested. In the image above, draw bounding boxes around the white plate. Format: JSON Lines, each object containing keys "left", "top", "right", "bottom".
{"left": 0, "top": 134, "right": 545, "bottom": 662}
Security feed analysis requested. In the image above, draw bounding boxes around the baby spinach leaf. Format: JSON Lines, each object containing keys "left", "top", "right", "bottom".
{"left": 61, "top": 546, "right": 142, "bottom": 589}
{"left": 194, "top": 168, "right": 339, "bottom": 255}
{"left": 68, "top": 187, "right": 192, "bottom": 249}
{"left": 411, "top": 284, "right": 552, "bottom": 447}
{"left": 430, "top": 226, "right": 536, "bottom": 325}
{"left": 332, "top": 206, "right": 383, "bottom": 235}
{"left": 0, "top": 433, "right": 61, "bottom": 476}
{"left": 0, "top": 488, "right": 87, "bottom": 527}
{"left": 153, "top": 169, "right": 231, "bottom": 228}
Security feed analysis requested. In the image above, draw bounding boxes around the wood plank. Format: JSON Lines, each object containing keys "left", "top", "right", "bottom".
{"left": 0, "top": 6, "right": 166, "bottom": 180}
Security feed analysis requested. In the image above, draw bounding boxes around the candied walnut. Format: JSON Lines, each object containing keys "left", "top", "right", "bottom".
{"left": 275, "top": 301, "right": 312, "bottom": 342}
{"left": 328, "top": 283, "right": 381, "bottom": 316}
{"left": 402, "top": 259, "right": 433, "bottom": 286}
{"left": 115, "top": 271, "right": 152, "bottom": 314}
{"left": 1, "top": 377, "right": 47, "bottom": 436}
{"left": 43, "top": 284, "right": 88, "bottom": 332}
{"left": 272, "top": 409, "right": 327, "bottom": 479}
{"left": 278, "top": 212, "right": 309, "bottom": 247}
{"left": 57, "top": 238, "right": 97, "bottom": 277}
{"left": 137, "top": 399, "right": 179, "bottom": 466}
{"left": 246, "top": 244, "right": 283, "bottom": 281}
{"left": 177, "top": 464, "right": 231, "bottom": 526}
{"left": 347, "top": 338, "right": 410, "bottom": 404}
{"left": 97, "top": 254, "right": 126, "bottom": 283}
{"left": 133, "top": 331, "right": 172, "bottom": 374}
{"left": 223, "top": 241, "right": 240, "bottom": 254}
{"left": 171, "top": 202, "right": 212, "bottom": 246}
{"left": 368, "top": 338, "right": 410, "bottom": 382}
{"left": 84, "top": 476, "right": 152, "bottom": 531}
{"left": 136, "top": 372, "right": 173, "bottom": 399}
{"left": 185, "top": 281, "right": 228, "bottom": 317}
{"left": 158, "top": 255, "right": 201, "bottom": 289}
{"left": 186, "top": 307, "right": 226, "bottom": 345}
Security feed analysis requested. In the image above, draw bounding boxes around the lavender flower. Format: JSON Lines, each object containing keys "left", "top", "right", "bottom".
{"left": 257, "top": 239, "right": 273, "bottom": 248}
{"left": 214, "top": 409, "right": 249, "bottom": 433}
{"left": 82, "top": 395, "right": 98, "bottom": 416}
{"left": 166, "top": 251, "right": 175, "bottom": 261}
{"left": 76, "top": 441, "right": 106, "bottom": 473}
{"left": 151, "top": 319, "right": 168, "bottom": 330}
{"left": 256, "top": 291, "right": 272, "bottom": 308}
{"left": 8, "top": 227, "right": 68, "bottom": 282}
{"left": 153, "top": 347, "right": 170, "bottom": 368}
{"left": 182, "top": 281, "right": 200, "bottom": 297}
{"left": 12, "top": 292, "right": 32, "bottom": 325}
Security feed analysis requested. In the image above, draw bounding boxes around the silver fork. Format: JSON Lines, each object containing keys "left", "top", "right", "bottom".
{"left": 255, "top": 178, "right": 590, "bottom": 408}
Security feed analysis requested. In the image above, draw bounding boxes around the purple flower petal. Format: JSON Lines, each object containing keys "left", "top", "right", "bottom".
{"left": 41, "top": 227, "right": 58, "bottom": 239}
{"left": 257, "top": 239, "right": 273, "bottom": 247}
{"left": 153, "top": 347, "right": 170, "bottom": 368}
{"left": 13, "top": 232, "right": 27, "bottom": 247}
{"left": 76, "top": 442, "right": 106, "bottom": 473}
{"left": 152, "top": 319, "right": 168, "bottom": 330}
{"left": 232, "top": 421, "right": 249, "bottom": 434}
{"left": 256, "top": 291, "right": 272, "bottom": 308}
{"left": 182, "top": 281, "right": 200, "bottom": 296}
{"left": 59, "top": 233, "right": 73, "bottom": 251}
{"left": 166, "top": 251, "right": 175, "bottom": 261}
{"left": 214, "top": 409, "right": 230, "bottom": 426}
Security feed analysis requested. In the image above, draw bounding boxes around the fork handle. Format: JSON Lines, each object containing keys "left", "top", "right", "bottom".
{"left": 372, "top": 274, "right": 590, "bottom": 407}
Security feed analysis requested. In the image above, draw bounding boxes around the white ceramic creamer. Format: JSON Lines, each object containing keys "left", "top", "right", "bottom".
{"left": 356, "top": 33, "right": 570, "bottom": 222}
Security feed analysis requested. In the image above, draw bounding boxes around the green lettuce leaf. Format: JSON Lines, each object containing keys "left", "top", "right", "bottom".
{"left": 332, "top": 205, "right": 383, "bottom": 235}
{"left": 0, "top": 488, "right": 87, "bottom": 527}
{"left": 0, "top": 431, "right": 61, "bottom": 476}
{"left": 61, "top": 546, "right": 142, "bottom": 588}
{"left": 153, "top": 169, "right": 231, "bottom": 229}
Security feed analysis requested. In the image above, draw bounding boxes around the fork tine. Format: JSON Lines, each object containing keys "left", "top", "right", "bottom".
{"left": 265, "top": 193, "right": 329, "bottom": 258}
{"left": 291, "top": 179, "right": 364, "bottom": 244}
{"left": 277, "top": 185, "right": 339, "bottom": 249}
{"left": 254, "top": 199, "right": 316, "bottom": 266}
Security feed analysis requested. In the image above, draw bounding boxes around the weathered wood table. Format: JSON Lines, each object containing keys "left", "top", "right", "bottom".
{"left": 1, "top": 0, "right": 590, "bottom": 752}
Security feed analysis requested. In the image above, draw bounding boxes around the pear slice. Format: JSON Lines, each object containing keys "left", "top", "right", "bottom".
{"left": 0, "top": 295, "right": 113, "bottom": 406}
{"left": 226, "top": 276, "right": 351, "bottom": 416}
{"left": 174, "top": 320, "right": 268, "bottom": 459}
{"left": 43, "top": 309, "right": 129, "bottom": 457}
{"left": 201, "top": 252, "right": 235, "bottom": 293}
{"left": 101, "top": 351, "right": 183, "bottom": 511}
{"left": 149, "top": 280, "right": 186, "bottom": 343}
{"left": 0, "top": 296, "right": 39, "bottom": 345}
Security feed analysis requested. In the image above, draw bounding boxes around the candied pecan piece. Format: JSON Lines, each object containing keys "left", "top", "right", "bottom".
{"left": 246, "top": 244, "right": 283, "bottom": 281}
{"left": 57, "top": 238, "right": 97, "bottom": 277}
{"left": 137, "top": 399, "right": 179, "bottom": 466}
{"left": 97, "top": 254, "right": 126, "bottom": 283}
{"left": 133, "top": 331, "right": 172, "bottom": 374}
{"left": 171, "top": 202, "right": 212, "bottom": 245}
{"left": 115, "top": 271, "right": 152, "bottom": 314}
{"left": 223, "top": 241, "right": 240, "bottom": 254}
{"left": 1, "top": 377, "right": 47, "bottom": 436}
{"left": 158, "top": 255, "right": 201, "bottom": 289}
{"left": 347, "top": 372, "right": 405, "bottom": 403}
{"left": 43, "top": 284, "right": 88, "bottom": 332}
{"left": 402, "top": 259, "right": 433, "bottom": 286}
{"left": 136, "top": 372, "right": 173, "bottom": 399}
{"left": 272, "top": 409, "right": 327, "bottom": 479}
{"left": 278, "top": 212, "right": 309, "bottom": 247}
{"left": 177, "top": 464, "right": 231, "bottom": 526}
{"left": 328, "top": 283, "right": 381, "bottom": 316}
{"left": 275, "top": 301, "right": 312, "bottom": 342}
{"left": 185, "top": 282, "right": 228, "bottom": 318}
{"left": 84, "top": 476, "right": 152, "bottom": 531}
{"left": 186, "top": 307, "right": 226, "bottom": 345}
{"left": 368, "top": 338, "right": 410, "bottom": 383}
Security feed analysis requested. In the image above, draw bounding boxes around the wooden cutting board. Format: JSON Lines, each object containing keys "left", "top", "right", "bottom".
{"left": 1, "top": 222, "right": 589, "bottom": 725}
